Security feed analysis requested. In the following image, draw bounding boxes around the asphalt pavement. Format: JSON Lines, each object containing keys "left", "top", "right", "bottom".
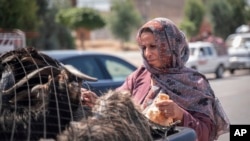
{"left": 208, "top": 70, "right": 250, "bottom": 141}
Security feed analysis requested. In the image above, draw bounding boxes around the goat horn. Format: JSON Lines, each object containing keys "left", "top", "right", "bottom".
{"left": 1, "top": 66, "right": 60, "bottom": 95}
{"left": 21, "top": 57, "right": 56, "bottom": 67}
{"left": 1, "top": 55, "right": 17, "bottom": 64}
{"left": 62, "top": 64, "right": 97, "bottom": 81}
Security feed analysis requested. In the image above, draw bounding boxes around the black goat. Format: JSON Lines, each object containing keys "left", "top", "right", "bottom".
{"left": 0, "top": 47, "right": 96, "bottom": 141}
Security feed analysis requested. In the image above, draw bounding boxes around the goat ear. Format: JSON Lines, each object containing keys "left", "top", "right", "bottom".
{"left": 62, "top": 64, "right": 97, "bottom": 82}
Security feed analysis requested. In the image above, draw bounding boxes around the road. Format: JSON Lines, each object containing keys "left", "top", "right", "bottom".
{"left": 113, "top": 51, "right": 250, "bottom": 141}
{"left": 208, "top": 70, "right": 250, "bottom": 141}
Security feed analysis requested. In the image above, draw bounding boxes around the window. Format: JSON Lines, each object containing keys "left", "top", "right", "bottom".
{"left": 199, "top": 46, "right": 213, "bottom": 57}
{"left": 205, "top": 47, "right": 213, "bottom": 56}
{"left": 189, "top": 48, "right": 195, "bottom": 56}
{"left": 62, "top": 57, "right": 105, "bottom": 79}
{"left": 243, "top": 38, "right": 250, "bottom": 48}
{"left": 199, "top": 48, "right": 206, "bottom": 56}
{"left": 98, "top": 56, "right": 135, "bottom": 81}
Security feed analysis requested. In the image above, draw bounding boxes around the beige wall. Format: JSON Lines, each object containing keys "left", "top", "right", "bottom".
{"left": 88, "top": 0, "right": 186, "bottom": 40}
{"left": 133, "top": 0, "right": 185, "bottom": 25}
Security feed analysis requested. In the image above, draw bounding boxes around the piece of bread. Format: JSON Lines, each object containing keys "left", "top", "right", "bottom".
{"left": 157, "top": 93, "right": 170, "bottom": 101}
{"left": 144, "top": 93, "right": 173, "bottom": 126}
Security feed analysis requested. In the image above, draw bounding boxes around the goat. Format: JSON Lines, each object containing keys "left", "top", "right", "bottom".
{"left": 0, "top": 47, "right": 97, "bottom": 141}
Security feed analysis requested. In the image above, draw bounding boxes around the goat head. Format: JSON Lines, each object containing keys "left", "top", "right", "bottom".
{"left": 0, "top": 47, "right": 96, "bottom": 141}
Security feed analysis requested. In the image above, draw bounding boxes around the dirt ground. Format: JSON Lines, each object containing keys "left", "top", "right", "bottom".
{"left": 76, "top": 39, "right": 139, "bottom": 52}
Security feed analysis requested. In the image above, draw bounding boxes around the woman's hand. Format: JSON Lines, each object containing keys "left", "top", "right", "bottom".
{"left": 155, "top": 99, "right": 184, "bottom": 121}
{"left": 81, "top": 88, "right": 98, "bottom": 107}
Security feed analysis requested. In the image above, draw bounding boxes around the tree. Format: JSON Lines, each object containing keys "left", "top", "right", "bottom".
{"left": 31, "top": 0, "right": 75, "bottom": 50}
{"left": 207, "top": 0, "right": 250, "bottom": 39}
{"left": 207, "top": 0, "right": 233, "bottom": 39}
{"left": 56, "top": 8, "right": 105, "bottom": 30}
{"left": 0, "top": 0, "right": 39, "bottom": 31}
{"left": 226, "top": 0, "right": 249, "bottom": 33}
{"left": 56, "top": 7, "right": 105, "bottom": 49}
{"left": 109, "top": 0, "right": 142, "bottom": 50}
{"left": 0, "top": 0, "right": 75, "bottom": 50}
{"left": 179, "top": 20, "right": 196, "bottom": 40}
{"left": 179, "top": 0, "right": 205, "bottom": 39}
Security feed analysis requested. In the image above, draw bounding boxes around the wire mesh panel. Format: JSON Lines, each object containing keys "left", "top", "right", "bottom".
{"left": 0, "top": 47, "right": 96, "bottom": 141}
{"left": 0, "top": 47, "right": 180, "bottom": 141}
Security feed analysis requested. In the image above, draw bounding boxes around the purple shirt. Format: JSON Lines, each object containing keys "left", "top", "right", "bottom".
{"left": 117, "top": 66, "right": 214, "bottom": 141}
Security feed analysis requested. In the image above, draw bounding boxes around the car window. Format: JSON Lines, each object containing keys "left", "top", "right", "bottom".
{"left": 226, "top": 37, "right": 234, "bottom": 48}
{"left": 199, "top": 48, "right": 206, "bottom": 56}
{"left": 61, "top": 57, "right": 105, "bottom": 79}
{"left": 243, "top": 37, "right": 250, "bottom": 48}
{"left": 189, "top": 48, "right": 195, "bottom": 56}
{"left": 199, "top": 46, "right": 212, "bottom": 57}
{"left": 227, "top": 36, "right": 250, "bottom": 48}
{"left": 205, "top": 47, "right": 213, "bottom": 56}
{"left": 98, "top": 56, "right": 135, "bottom": 81}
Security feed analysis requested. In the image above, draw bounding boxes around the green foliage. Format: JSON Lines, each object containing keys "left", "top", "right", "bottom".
{"left": 208, "top": 0, "right": 250, "bottom": 39}
{"left": 246, "top": 6, "right": 250, "bottom": 23}
{"left": 33, "top": 8, "right": 75, "bottom": 50}
{"left": 180, "top": 0, "right": 205, "bottom": 37}
{"left": 179, "top": 20, "right": 195, "bottom": 39}
{"left": 0, "top": 0, "right": 39, "bottom": 31}
{"left": 56, "top": 8, "right": 105, "bottom": 30}
{"left": 207, "top": 0, "right": 233, "bottom": 39}
{"left": 227, "top": 0, "right": 248, "bottom": 32}
{"left": 36, "top": 0, "right": 48, "bottom": 18}
{"left": 109, "top": 0, "right": 142, "bottom": 42}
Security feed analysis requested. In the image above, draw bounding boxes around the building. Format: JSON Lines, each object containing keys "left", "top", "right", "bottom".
{"left": 77, "top": 0, "right": 184, "bottom": 24}
{"left": 134, "top": 0, "right": 185, "bottom": 25}
{"left": 77, "top": 0, "right": 111, "bottom": 11}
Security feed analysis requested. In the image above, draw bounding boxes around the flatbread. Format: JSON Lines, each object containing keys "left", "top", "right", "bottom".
{"left": 144, "top": 93, "right": 173, "bottom": 126}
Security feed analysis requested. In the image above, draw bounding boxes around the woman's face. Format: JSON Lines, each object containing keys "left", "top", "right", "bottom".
{"left": 140, "top": 31, "right": 165, "bottom": 68}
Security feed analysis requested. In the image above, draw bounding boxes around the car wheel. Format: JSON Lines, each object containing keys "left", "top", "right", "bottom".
{"left": 215, "top": 65, "right": 224, "bottom": 79}
{"left": 229, "top": 69, "right": 235, "bottom": 74}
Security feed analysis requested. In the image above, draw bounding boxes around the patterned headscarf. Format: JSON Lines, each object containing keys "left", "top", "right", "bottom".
{"left": 136, "top": 17, "right": 229, "bottom": 140}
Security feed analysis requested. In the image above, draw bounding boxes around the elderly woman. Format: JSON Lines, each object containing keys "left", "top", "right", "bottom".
{"left": 116, "top": 17, "right": 229, "bottom": 141}
{"left": 81, "top": 17, "right": 230, "bottom": 141}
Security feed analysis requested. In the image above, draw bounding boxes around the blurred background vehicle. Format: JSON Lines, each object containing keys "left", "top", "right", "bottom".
{"left": 236, "top": 24, "right": 250, "bottom": 33}
{"left": 0, "top": 29, "right": 26, "bottom": 55}
{"left": 41, "top": 50, "right": 137, "bottom": 96}
{"left": 226, "top": 33, "right": 250, "bottom": 74}
{"left": 186, "top": 41, "right": 229, "bottom": 79}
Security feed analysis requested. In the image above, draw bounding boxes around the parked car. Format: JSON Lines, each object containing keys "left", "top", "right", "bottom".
{"left": 41, "top": 50, "right": 137, "bottom": 96}
{"left": 186, "top": 41, "right": 229, "bottom": 78}
{"left": 226, "top": 33, "right": 250, "bottom": 74}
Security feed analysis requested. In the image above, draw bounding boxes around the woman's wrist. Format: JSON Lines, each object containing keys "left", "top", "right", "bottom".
{"left": 174, "top": 108, "right": 184, "bottom": 121}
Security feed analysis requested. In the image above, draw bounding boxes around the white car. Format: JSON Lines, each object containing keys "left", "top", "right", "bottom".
{"left": 226, "top": 33, "right": 250, "bottom": 74}
{"left": 186, "top": 41, "right": 229, "bottom": 78}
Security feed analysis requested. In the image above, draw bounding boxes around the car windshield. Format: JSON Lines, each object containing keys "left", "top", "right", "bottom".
{"left": 244, "top": 38, "right": 250, "bottom": 48}
{"left": 226, "top": 36, "right": 250, "bottom": 48}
